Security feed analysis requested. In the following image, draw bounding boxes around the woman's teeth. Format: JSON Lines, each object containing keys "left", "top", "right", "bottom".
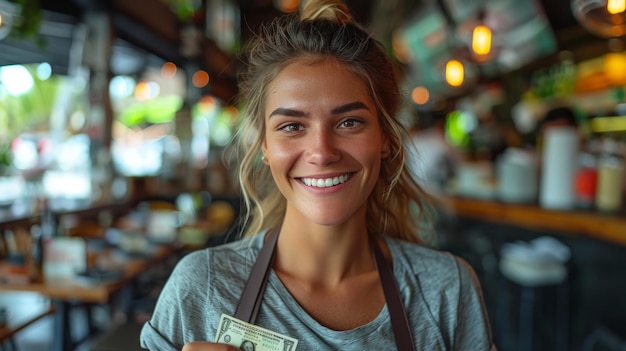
{"left": 302, "top": 174, "right": 350, "bottom": 188}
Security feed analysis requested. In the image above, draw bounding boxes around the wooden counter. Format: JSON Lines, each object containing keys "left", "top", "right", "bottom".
{"left": 438, "top": 196, "right": 626, "bottom": 246}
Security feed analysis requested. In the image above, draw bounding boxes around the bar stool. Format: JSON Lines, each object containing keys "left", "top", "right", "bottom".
{"left": 496, "top": 236, "right": 571, "bottom": 351}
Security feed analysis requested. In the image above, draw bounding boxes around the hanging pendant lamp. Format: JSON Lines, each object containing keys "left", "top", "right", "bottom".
{"left": 445, "top": 59, "right": 465, "bottom": 87}
{"left": 572, "top": 0, "right": 626, "bottom": 37}
{"left": 472, "top": 24, "right": 492, "bottom": 56}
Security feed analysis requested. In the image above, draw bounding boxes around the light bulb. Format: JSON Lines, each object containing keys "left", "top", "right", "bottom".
{"left": 472, "top": 24, "right": 492, "bottom": 56}
{"left": 445, "top": 59, "right": 464, "bottom": 87}
{"left": 608, "top": 0, "right": 626, "bottom": 14}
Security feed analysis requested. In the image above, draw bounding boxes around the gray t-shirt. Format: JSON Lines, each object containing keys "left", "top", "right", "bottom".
{"left": 140, "top": 232, "right": 496, "bottom": 350}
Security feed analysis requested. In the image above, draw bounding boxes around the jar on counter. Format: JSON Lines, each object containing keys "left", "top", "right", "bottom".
{"left": 595, "top": 151, "right": 625, "bottom": 213}
{"left": 496, "top": 148, "right": 539, "bottom": 204}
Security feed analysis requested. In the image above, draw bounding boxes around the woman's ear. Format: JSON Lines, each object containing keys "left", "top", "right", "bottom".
{"left": 261, "top": 140, "right": 269, "bottom": 165}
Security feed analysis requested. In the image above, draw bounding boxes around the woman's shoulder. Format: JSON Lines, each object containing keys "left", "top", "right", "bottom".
{"left": 386, "top": 237, "right": 474, "bottom": 287}
{"left": 386, "top": 237, "right": 483, "bottom": 317}
{"left": 386, "top": 237, "right": 457, "bottom": 266}
{"left": 161, "top": 233, "right": 266, "bottom": 305}
{"left": 174, "top": 233, "right": 264, "bottom": 273}
{"left": 207, "top": 232, "right": 265, "bottom": 255}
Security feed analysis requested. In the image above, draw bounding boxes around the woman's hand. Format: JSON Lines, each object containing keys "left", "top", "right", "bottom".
{"left": 182, "top": 342, "right": 240, "bottom": 351}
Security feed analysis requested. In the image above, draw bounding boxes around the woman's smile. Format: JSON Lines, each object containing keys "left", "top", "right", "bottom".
{"left": 299, "top": 173, "right": 353, "bottom": 188}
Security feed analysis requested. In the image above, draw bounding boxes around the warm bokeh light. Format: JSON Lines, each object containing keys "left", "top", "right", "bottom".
{"left": 198, "top": 95, "right": 217, "bottom": 113}
{"left": 445, "top": 59, "right": 464, "bottom": 87}
{"left": 608, "top": 0, "right": 626, "bottom": 14}
{"left": 0, "top": 12, "right": 4, "bottom": 27}
{"left": 135, "top": 82, "right": 150, "bottom": 101}
{"left": 161, "top": 62, "right": 177, "bottom": 78}
{"left": 134, "top": 81, "right": 160, "bottom": 101}
{"left": 605, "top": 52, "right": 626, "bottom": 84}
{"left": 274, "top": 0, "right": 300, "bottom": 13}
{"left": 192, "top": 70, "right": 210, "bottom": 88}
{"left": 411, "top": 86, "right": 430, "bottom": 105}
{"left": 472, "top": 24, "right": 492, "bottom": 56}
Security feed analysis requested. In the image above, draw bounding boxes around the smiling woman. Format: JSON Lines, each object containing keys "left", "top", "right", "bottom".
{"left": 140, "top": 1, "right": 496, "bottom": 350}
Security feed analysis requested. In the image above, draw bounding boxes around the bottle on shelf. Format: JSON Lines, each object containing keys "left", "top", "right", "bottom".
{"left": 595, "top": 136, "right": 625, "bottom": 213}
{"left": 575, "top": 150, "right": 598, "bottom": 209}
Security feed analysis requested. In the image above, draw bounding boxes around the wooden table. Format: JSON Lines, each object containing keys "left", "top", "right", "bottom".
{"left": 0, "top": 243, "right": 181, "bottom": 351}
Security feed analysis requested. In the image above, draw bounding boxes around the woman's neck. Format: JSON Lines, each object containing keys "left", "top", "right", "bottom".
{"left": 273, "top": 210, "right": 376, "bottom": 287}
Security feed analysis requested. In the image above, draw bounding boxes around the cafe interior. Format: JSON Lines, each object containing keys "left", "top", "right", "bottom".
{"left": 0, "top": 0, "right": 625, "bottom": 350}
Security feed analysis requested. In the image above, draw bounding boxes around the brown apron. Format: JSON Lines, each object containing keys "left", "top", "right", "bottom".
{"left": 234, "top": 226, "right": 416, "bottom": 351}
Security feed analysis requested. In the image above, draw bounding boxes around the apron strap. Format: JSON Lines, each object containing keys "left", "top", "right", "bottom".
{"left": 234, "top": 227, "right": 415, "bottom": 351}
{"left": 371, "top": 234, "right": 416, "bottom": 351}
{"left": 233, "top": 226, "right": 280, "bottom": 323}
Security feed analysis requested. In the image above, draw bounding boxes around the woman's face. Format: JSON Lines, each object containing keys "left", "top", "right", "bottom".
{"left": 262, "top": 58, "right": 388, "bottom": 227}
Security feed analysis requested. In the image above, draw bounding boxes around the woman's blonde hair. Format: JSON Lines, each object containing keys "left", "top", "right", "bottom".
{"left": 229, "top": 0, "right": 432, "bottom": 243}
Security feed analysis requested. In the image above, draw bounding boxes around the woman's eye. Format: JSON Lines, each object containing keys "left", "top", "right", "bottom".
{"left": 339, "top": 119, "right": 363, "bottom": 128}
{"left": 279, "top": 123, "right": 303, "bottom": 132}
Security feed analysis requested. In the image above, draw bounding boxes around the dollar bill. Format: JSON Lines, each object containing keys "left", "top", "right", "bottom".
{"left": 215, "top": 313, "right": 299, "bottom": 351}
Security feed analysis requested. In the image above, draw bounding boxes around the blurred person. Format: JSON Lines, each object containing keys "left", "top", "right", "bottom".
{"left": 470, "top": 107, "right": 508, "bottom": 163}
{"left": 407, "top": 110, "right": 464, "bottom": 192}
{"left": 140, "top": 1, "right": 495, "bottom": 350}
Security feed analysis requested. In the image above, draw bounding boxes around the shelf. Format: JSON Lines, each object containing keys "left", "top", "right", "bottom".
{"left": 439, "top": 196, "right": 626, "bottom": 246}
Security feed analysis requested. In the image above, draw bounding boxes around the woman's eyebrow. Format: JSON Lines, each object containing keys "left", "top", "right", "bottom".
{"left": 331, "top": 101, "right": 369, "bottom": 114}
{"left": 268, "top": 108, "right": 309, "bottom": 118}
{"left": 268, "top": 101, "right": 369, "bottom": 118}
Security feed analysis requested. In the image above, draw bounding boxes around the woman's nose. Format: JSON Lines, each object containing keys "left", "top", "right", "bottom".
{"left": 307, "top": 129, "right": 340, "bottom": 165}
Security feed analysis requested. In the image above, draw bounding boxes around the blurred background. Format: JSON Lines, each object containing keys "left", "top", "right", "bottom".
{"left": 0, "top": 0, "right": 626, "bottom": 350}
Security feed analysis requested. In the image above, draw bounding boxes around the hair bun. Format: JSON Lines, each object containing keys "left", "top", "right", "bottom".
{"left": 300, "top": 0, "right": 353, "bottom": 24}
